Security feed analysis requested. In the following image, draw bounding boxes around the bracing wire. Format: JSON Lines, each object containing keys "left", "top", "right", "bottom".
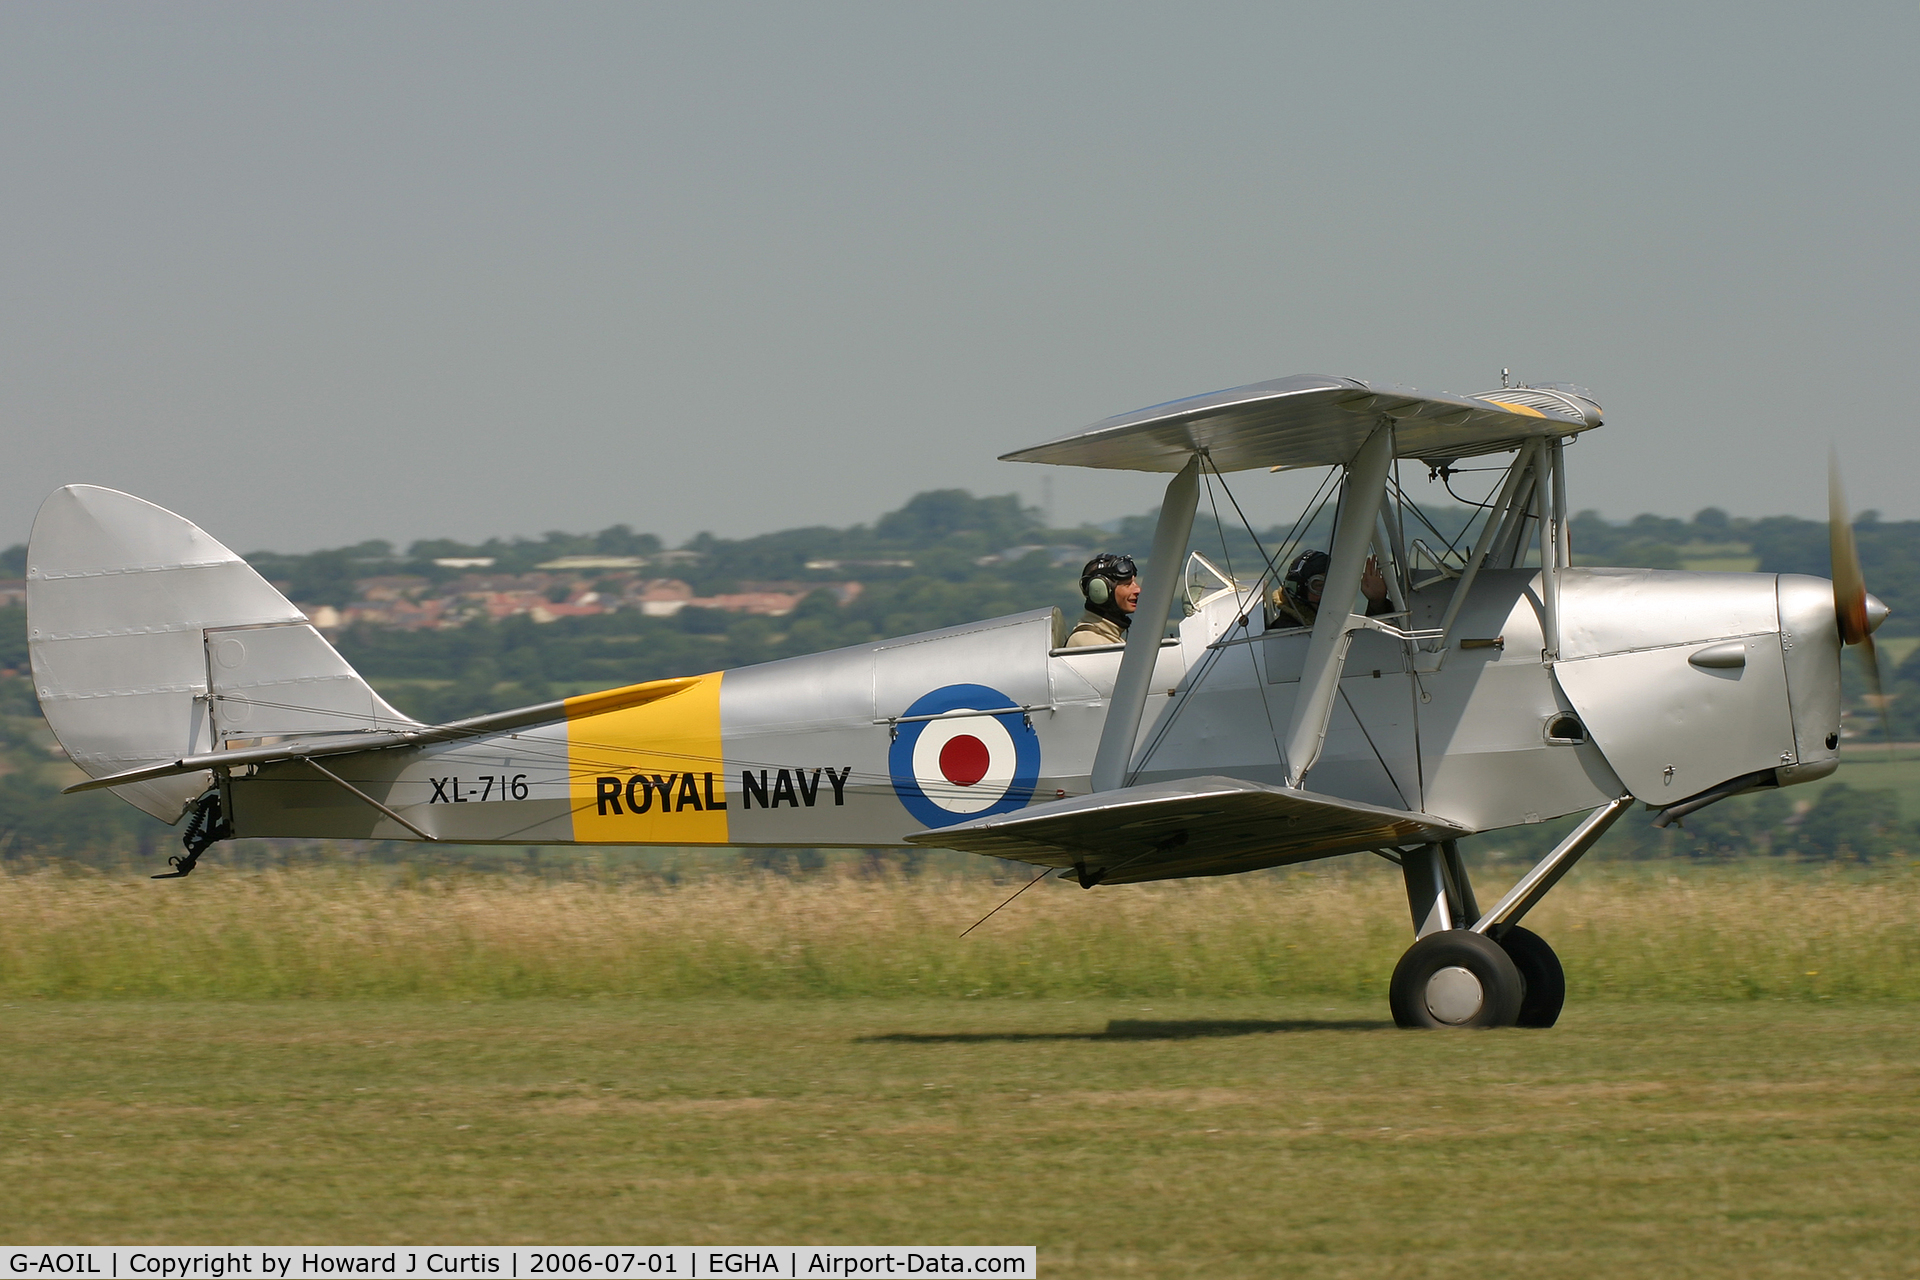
{"left": 1201, "top": 456, "right": 1283, "bottom": 753}
{"left": 1412, "top": 463, "right": 1516, "bottom": 561}
{"left": 1338, "top": 685, "right": 1409, "bottom": 809}
{"left": 957, "top": 864, "right": 1054, "bottom": 938}
{"left": 1131, "top": 459, "right": 1340, "bottom": 780}
{"left": 1391, "top": 478, "right": 1471, "bottom": 560}
{"left": 1267, "top": 467, "right": 1343, "bottom": 582}
{"left": 1200, "top": 461, "right": 1242, "bottom": 607}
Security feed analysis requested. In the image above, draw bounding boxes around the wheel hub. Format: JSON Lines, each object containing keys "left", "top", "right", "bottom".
{"left": 1425, "top": 965, "right": 1484, "bottom": 1024}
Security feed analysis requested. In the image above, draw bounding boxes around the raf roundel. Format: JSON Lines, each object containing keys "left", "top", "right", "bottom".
{"left": 888, "top": 683, "right": 1041, "bottom": 829}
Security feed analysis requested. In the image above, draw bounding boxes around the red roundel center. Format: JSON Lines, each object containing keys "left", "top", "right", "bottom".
{"left": 938, "top": 734, "right": 991, "bottom": 787}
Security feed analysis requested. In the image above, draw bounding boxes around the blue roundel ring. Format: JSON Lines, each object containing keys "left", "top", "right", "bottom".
{"left": 888, "top": 683, "right": 1041, "bottom": 829}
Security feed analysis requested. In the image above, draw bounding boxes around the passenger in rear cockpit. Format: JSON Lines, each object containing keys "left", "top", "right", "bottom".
{"left": 1268, "top": 549, "right": 1393, "bottom": 630}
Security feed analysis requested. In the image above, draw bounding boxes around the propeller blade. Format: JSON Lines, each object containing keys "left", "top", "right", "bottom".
{"left": 1860, "top": 631, "right": 1894, "bottom": 757}
{"left": 1829, "top": 449, "right": 1870, "bottom": 646}
{"left": 1830, "top": 450, "right": 1894, "bottom": 753}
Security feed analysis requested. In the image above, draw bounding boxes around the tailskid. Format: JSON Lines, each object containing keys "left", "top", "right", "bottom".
{"left": 152, "top": 789, "right": 231, "bottom": 879}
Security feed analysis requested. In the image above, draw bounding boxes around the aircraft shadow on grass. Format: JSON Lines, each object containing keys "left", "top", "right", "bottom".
{"left": 860, "top": 1018, "right": 1394, "bottom": 1044}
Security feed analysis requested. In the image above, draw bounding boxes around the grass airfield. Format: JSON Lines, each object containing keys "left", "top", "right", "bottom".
{"left": 4, "top": 997, "right": 1918, "bottom": 1278}
{"left": 3, "top": 863, "right": 1918, "bottom": 1275}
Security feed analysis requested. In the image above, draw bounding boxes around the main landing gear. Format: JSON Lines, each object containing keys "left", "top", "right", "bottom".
{"left": 1389, "top": 928, "right": 1526, "bottom": 1029}
{"left": 1385, "top": 796, "right": 1631, "bottom": 1029}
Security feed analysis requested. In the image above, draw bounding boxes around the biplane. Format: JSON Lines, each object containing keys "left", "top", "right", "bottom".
{"left": 28, "top": 373, "right": 1889, "bottom": 1028}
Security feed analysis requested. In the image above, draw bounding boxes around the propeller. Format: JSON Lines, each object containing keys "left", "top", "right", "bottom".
{"left": 1829, "top": 450, "right": 1893, "bottom": 750}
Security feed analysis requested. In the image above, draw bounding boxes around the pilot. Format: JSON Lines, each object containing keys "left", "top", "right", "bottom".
{"left": 1066, "top": 554, "right": 1141, "bottom": 646}
{"left": 1268, "top": 550, "right": 1394, "bottom": 629}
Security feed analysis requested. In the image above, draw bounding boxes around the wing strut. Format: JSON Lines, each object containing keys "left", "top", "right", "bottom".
{"left": 1090, "top": 455, "right": 1200, "bottom": 792}
{"left": 1428, "top": 445, "right": 1533, "bottom": 648}
{"left": 1280, "top": 423, "right": 1395, "bottom": 787}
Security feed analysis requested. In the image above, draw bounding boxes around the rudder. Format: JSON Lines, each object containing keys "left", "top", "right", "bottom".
{"left": 28, "top": 485, "right": 416, "bottom": 821}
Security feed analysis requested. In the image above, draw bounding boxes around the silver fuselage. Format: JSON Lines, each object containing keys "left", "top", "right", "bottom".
{"left": 229, "top": 567, "right": 1843, "bottom": 866}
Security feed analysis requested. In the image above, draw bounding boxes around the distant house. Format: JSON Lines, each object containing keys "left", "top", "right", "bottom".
{"left": 974, "top": 544, "right": 1088, "bottom": 567}
{"left": 528, "top": 602, "right": 607, "bottom": 623}
{"left": 356, "top": 575, "right": 431, "bottom": 602}
{"left": 634, "top": 579, "right": 695, "bottom": 617}
{"left": 292, "top": 563, "right": 863, "bottom": 634}
{"left": 452, "top": 572, "right": 556, "bottom": 596}
{"left": 805, "top": 558, "right": 913, "bottom": 570}
{"left": 482, "top": 590, "right": 552, "bottom": 620}
{"left": 342, "top": 597, "right": 450, "bottom": 631}
{"left": 741, "top": 581, "right": 864, "bottom": 606}
{"left": 685, "top": 591, "right": 804, "bottom": 617}
{"left": 433, "top": 557, "right": 495, "bottom": 569}
{"left": 534, "top": 555, "right": 650, "bottom": 571}
{"left": 0, "top": 580, "right": 25, "bottom": 608}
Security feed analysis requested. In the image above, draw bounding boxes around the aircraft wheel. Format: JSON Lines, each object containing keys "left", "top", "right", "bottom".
{"left": 1389, "top": 929, "right": 1524, "bottom": 1029}
{"left": 1494, "top": 924, "right": 1566, "bottom": 1028}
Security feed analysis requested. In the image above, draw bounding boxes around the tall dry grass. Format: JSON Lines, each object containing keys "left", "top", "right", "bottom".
{"left": 0, "top": 862, "right": 1915, "bottom": 1000}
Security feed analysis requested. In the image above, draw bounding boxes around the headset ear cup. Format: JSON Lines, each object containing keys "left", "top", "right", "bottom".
{"left": 1086, "top": 577, "right": 1110, "bottom": 606}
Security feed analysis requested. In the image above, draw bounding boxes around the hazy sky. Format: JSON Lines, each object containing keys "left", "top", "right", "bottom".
{"left": 3, "top": 3, "right": 1915, "bottom": 554}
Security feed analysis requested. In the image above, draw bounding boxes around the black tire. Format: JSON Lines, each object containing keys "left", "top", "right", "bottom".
{"left": 1388, "top": 929, "right": 1525, "bottom": 1029}
{"left": 1494, "top": 924, "right": 1566, "bottom": 1028}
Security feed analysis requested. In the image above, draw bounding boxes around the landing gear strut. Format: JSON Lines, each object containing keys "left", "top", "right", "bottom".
{"left": 1386, "top": 796, "right": 1631, "bottom": 1029}
{"left": 1390, "top": 840, "right": 1526, "bottom": 1028}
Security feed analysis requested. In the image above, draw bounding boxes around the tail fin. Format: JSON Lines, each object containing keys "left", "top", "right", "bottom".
{"left": 28, "top": 485, "right": 417, "bottom": 821}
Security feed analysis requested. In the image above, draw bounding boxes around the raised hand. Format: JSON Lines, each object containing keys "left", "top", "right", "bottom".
{"left": 1361, "top": 554, "right": 1389, "bottom": 603}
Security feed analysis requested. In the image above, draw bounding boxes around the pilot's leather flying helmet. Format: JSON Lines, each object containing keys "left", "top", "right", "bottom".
{"left": 1284, "top": 550, "right": 1332, "bottom": 602}
{"left": 1080, "top": 554, "right": 1137, "bottom": 606}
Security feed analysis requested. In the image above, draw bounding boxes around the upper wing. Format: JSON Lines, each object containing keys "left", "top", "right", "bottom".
{"left": 906, "top": 775, "right": 1470, "bottom": 884}
{"left": 1000, "top": 374, "right": 1600, "bottom": 474}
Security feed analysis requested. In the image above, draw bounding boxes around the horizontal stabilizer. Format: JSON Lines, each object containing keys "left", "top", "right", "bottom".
{"left": 906, "top": 776, "right": 1470, "bottom": 884}
{"left": 64, "top": 675, "right": 703, "bottom": 795}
